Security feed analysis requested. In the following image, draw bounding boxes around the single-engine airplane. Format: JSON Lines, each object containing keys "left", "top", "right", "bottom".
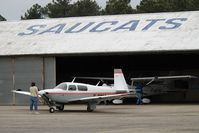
{"left": 12, "top": 69, "right": 130, "bottom": 113}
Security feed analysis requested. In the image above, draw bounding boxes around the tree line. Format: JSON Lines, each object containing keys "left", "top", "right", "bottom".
{"left": 1, "top": 0, "right": 199, "bottom": 21}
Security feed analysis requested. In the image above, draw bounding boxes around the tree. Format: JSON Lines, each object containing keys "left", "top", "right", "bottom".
{"left": 21, "top": 4, "right": 43, "bottom": 20}
{"left": 43, "top": 0, "right": 72, "bottom": 18}
{"left": 137, "top": 0, "right": 172, "bottom": 13}
{"left": 137, "top": 0, "right": 199, "bottom": 13}
{"left": 192, "top": 0, "right": 199, "bottom": 10}
{"left": 171, "top": 0, "right": 199, "bottom": 11}
{"left": 0, "top": 14, "right": 6, "bottom": 21}
{"left": 103, "top": 0, "right": 135, "bottom": 15}
{"left": 69, "top": 0, "right": 101, "bottom": 17}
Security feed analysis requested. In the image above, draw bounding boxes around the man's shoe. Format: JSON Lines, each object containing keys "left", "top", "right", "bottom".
{"left": 29, "top": 111, "right": 34, "bottom": 114}
{"left": 34, "top": 111, "right": 40, "bottom": 114}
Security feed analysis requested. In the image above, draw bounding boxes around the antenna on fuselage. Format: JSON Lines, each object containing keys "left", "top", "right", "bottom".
{"left": 96, "top": 79, "right": 104, "bottom": 86}
{"left": 72, "top": 77, "right": 76, "bottom": 83}
{"left": 96, "top": 81, "right": 100, "bottom": 86}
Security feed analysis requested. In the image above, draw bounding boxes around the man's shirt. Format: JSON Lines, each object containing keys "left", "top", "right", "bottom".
{"left": 30, "top": 86, "right": 38, "bottom": 97}
{"left": 135, "top": 84, "right": 143, "bottom": 93}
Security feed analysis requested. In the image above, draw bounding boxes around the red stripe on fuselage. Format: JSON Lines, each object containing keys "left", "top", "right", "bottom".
{"left": 47, "top": 92, "right": 128, "bottom": 95}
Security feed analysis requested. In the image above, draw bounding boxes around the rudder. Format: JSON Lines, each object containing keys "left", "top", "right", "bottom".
{"left": 114, "top": 69, "right": 129, "bottom": 93}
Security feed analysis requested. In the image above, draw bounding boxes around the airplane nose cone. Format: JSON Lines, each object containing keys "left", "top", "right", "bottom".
{"left": 39, "top": 90, "right": 49, "bottom": 95}
{"left": 39, "top": 90, "right": 46, "bottom": 95}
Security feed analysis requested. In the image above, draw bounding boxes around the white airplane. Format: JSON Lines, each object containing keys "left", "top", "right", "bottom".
{"left": 12, "top": 69, "right": 130, "bottom": 113}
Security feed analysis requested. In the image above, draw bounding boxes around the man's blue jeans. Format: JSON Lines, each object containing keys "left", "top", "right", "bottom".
{"left": 30, "top": 96, "right": 38, "bottom": 111}
{"left": 136, "top": 93, "right": 142, "bottom": 105}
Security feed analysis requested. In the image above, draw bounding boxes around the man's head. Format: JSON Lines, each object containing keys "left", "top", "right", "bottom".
{"left": 31, "top": 82, "right": 36, "bottom": 86}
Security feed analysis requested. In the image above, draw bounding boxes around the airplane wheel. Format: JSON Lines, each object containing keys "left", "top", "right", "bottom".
{"left": 49, "top": 107, "right": 55, "bottom": 113}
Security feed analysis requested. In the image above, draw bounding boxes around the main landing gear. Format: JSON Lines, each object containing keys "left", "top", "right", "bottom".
{"left": 56, "top": 104, "right": 64, "bottom": 111}
{"left": 87, "top": 103, "right": 96, "bottom": 112}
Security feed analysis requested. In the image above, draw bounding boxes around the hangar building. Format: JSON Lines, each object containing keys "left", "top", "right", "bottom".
{"left": 0, "top": 11, "right": 199, "bottom": 105}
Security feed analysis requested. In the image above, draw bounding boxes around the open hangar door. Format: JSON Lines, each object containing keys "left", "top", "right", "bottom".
{"left": 56, "top": 52, "right": 199, "bottom": 102}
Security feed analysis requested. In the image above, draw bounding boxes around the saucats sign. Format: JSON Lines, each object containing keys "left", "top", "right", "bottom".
{"left": 18, "top": 18, "right": 187, "bottom": 36}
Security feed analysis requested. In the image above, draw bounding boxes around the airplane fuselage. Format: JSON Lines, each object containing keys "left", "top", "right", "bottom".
{"left": 39, "top": 82, "right": 120, "bottom": 103}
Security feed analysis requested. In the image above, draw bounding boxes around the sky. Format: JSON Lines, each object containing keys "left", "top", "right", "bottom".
{"left": 0, "top": 0, "right": 141, "bottom": 21}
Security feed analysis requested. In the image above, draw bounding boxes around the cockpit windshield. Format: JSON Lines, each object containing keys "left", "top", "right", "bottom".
{"left": 55, "top": 83, "right": 67, "bottom": 90}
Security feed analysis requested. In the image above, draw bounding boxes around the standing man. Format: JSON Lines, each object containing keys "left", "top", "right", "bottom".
{"left": 135, "top": 82, "right": 143, "bottom": 105}
{"left": 30, "top": 82, "right": 39, "bottom": 114}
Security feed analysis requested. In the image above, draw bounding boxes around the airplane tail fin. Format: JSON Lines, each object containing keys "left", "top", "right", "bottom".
{"left": 114, "top": 69, "right": 129, "bottom": 93}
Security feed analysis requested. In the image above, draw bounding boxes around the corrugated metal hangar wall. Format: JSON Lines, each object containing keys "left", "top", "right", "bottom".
{"left": 0, "top": 57, "right": 55, "bottom": 105}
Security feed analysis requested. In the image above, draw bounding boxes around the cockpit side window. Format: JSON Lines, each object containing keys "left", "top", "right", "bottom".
{"left": 68, "top": 85, "right": 76, "bottom": 91}
{"left": 77, "top": 85, "right": 88, "bottom": 91}
{"left": 56, "top": 83, "right": 67, "bottom": 90}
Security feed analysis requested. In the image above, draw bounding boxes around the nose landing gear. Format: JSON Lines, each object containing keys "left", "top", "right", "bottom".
{"left": 49, "top": 107, "right": 55, "bottom": 113}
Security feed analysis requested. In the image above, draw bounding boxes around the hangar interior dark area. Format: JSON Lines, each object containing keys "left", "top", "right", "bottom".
{"left": 56, "top": 52, "right": 199, "bottom": 84}
{"left": 56, "top": 52, "right": 199, "bottom": 103}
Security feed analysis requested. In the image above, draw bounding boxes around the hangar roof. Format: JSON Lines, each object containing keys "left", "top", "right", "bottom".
{"left": 0, "top": 11, "right": 199, "bottom": 56}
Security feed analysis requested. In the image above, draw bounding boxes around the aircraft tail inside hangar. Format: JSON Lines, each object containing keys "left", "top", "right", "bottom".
{"left": 0, "top": 11, "right": 199, "bottom": 105}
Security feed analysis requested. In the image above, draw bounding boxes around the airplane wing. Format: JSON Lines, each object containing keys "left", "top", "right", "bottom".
{"left": 75, "top": 77, "right": 114, "bottom": 86}
{"left": 68, "top": 93, "right": 130, "bottom": 103}
{"left": 12, "top": 90, "right": 31, "bottom": 96}
{"left": 77, "top": 75, "right": 197, "bottom": 82}
{"left": 12, "top": 90, "right": 41, "bottom": 98}
{"left": 75, "top": 77, "right": 113, "bottom": 80}
{"left": 131, "top": 75, "right": 197, "bottom": 86}
{"left": 131, "top": 75, "right": 197, "bottom": 81}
